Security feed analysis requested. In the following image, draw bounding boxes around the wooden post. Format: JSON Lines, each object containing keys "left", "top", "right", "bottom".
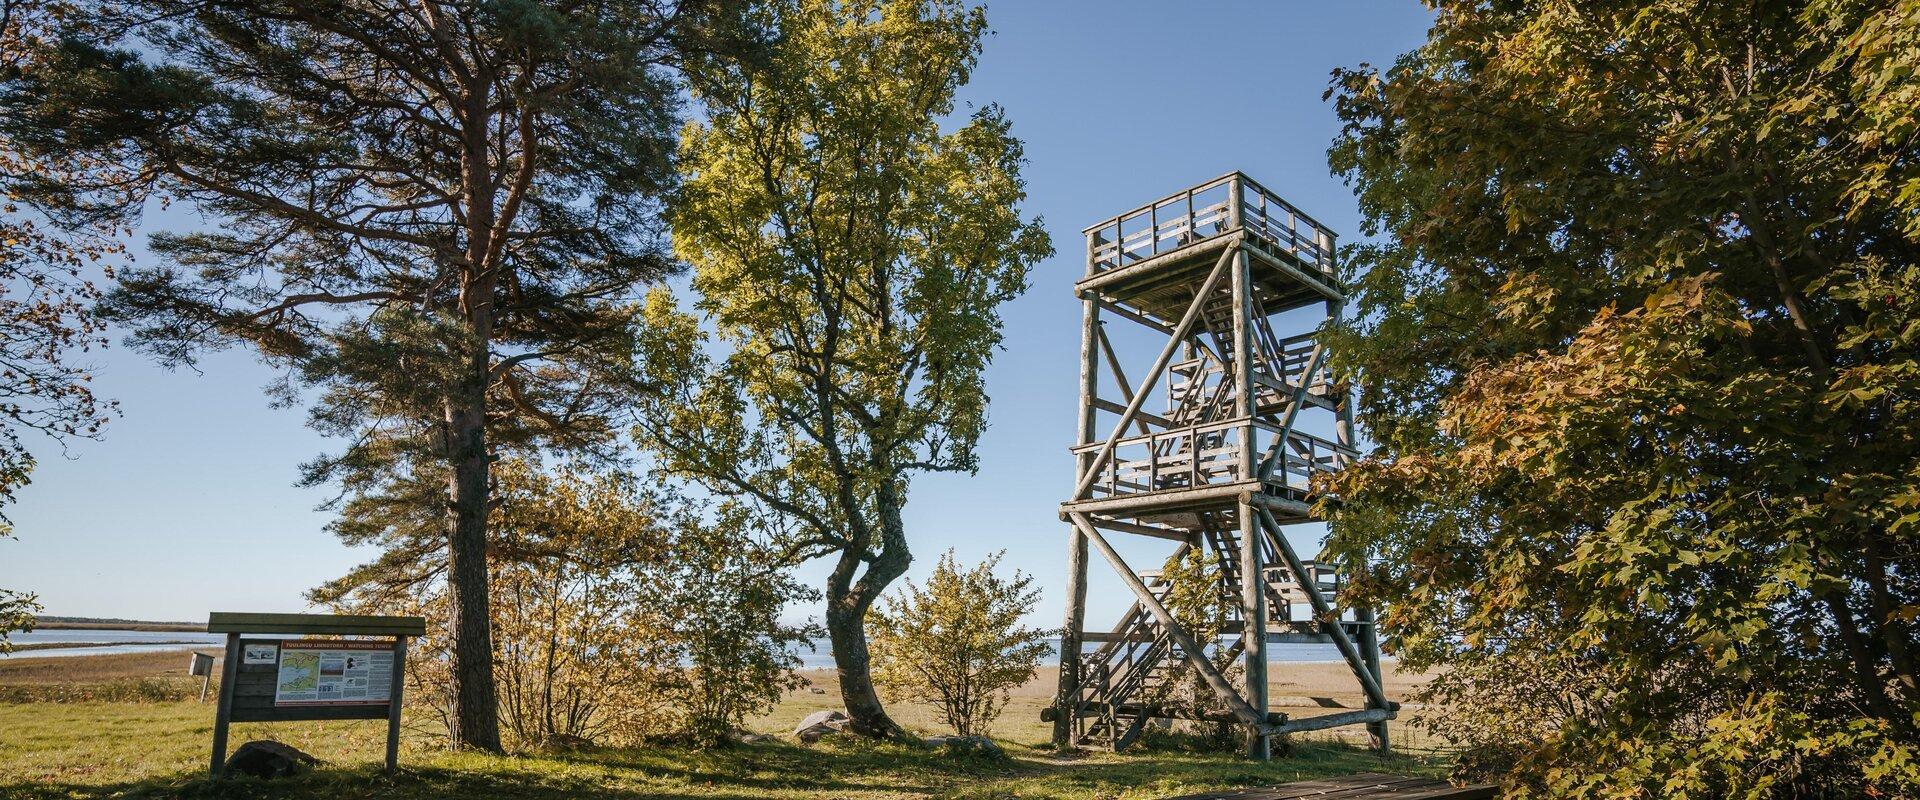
{"left": 387, "top": 635, "right": 408, "bottom": 773}
{"left": 209, "top": 632, "right": 240, "bottom": 780}
{"left": 1056, "top": 285, "right": 1102, "bottom": 748}
{"left": 1239, "top": 495, "right": 1269, "bottom": 759}
{"left": 1355, "top": 604, "right": 1389, "bottom": 753}
{"left": 1327, "top": 327, "right": 1387, "bottom": 752}
{"left": 1233, "top": 247, "right": 1255, "bottom": 480}
{"left": 1231, "top": 244, "right": 1269, "bottom": 759}
{"left": 1056, "top": 526, "right": 1089, "bottom": 748}
{"left": 1331, "top": 300, "right": 1353, "bottom": 470}
{"left": 1228, "top": 173, "right": 1244, "bottom": 231}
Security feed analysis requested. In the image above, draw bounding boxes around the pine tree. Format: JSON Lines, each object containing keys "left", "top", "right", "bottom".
{"left": 0, "top": 0, "right": 746, "bottom": 749}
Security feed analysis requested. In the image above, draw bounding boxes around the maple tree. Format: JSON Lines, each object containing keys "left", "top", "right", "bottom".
{"left": 1324, "top": 1, "right": 1920, "bottom": 795}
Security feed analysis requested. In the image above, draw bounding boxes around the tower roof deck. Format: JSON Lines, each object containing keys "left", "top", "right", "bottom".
{"left": 1080, "top": 172, "right": 1342, "bottom": 319}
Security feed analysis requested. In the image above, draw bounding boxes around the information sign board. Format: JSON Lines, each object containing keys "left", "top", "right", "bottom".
{"left": 205, "top": 613, "right": 424, "bottom": 779}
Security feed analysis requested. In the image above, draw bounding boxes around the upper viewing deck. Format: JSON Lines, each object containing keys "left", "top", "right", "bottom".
{"left": 1079, "top": 172, "right": 1341, "bottom": 319}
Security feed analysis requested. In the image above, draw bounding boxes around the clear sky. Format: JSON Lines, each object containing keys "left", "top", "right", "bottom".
{"left": 2, "top": 1, "right": 1435, "bottom": 627}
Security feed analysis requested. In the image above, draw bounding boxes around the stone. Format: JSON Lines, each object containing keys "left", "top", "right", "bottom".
{"left": 808, "top": 687, "right": 827, "bottom": 694}
{"left": 538, "top": 733, "right": 594, "bottom": 752}
{"left": 223, "top": 740, "right": 318, "bottom": 779}
{"left": 926, "top": 735, "right": 1005, "bottom": 760}
{"left": 793, "top": 709, "right": 852, "bottom": 742}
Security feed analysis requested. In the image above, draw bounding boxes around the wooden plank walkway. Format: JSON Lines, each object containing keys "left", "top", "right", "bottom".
{"left": 1164, "top": 772, "right": 1496, "bottom": 800}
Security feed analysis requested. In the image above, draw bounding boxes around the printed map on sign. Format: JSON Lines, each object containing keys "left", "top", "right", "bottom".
{"left": 273, "top": 641, "right": 394, "bottom": 706}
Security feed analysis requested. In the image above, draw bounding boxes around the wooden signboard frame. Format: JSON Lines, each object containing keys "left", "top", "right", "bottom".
{"left": 206, "top": 612, "right": 426, "bottom": 779}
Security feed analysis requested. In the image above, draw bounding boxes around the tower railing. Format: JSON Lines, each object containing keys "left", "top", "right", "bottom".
{"left": 1083, "top": 172, "right": 1337, "bottom": 279}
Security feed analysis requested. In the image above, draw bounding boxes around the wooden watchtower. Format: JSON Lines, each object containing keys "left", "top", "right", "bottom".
{"left": 1048, "top": 173, "right": 1392, "bottom": 759}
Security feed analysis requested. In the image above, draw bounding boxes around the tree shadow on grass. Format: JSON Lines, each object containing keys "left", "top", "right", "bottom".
{"left": 0, "top": 738, "right": 1026, "bottom": 800}
{"left": 0, "top": 737, "right": 1432, "bottom": 800}
{"left": 953, "top": 739, "right": 1442, "bottom": 799}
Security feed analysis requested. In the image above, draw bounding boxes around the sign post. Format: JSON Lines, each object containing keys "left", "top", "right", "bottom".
{"left": 205, "top": 612, "right": 426, "bottom": 780}
{"left": 189, "top": 651, "right": 215, "bottom": 702}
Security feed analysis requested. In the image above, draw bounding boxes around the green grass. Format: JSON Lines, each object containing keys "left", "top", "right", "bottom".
{"left": 0, "top": 701, "right": 1445, "bottom": 799}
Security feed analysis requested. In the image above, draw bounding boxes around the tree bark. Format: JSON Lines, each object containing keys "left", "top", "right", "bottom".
{"left": 1820, "top": 587, "right": 1900, "bottom": 725}
{"left": 824, "top": 480, "right": 914, "bottom": 739}
{"left": 824, "top": 574, "right": 896, "bottom": 738}
{"left": 444, "top": 373, "right": 502, "bottom": 752}
{"left": 440, "top": 67, "right": 505, "bottom": 752}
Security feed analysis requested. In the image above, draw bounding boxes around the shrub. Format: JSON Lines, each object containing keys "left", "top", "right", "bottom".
{"left": 870, "top": 550, "right": 1051, "bottom": 737}
{"left": 322, "top": 462, "right": 813, "bottom": 749}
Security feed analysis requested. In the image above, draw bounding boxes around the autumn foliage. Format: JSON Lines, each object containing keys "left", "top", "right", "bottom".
{"left": 869, "top": 551, "right": 1050, "bottom": 737}
{"left": 1325, "top": 1, "right": 1920, "bottom": 795}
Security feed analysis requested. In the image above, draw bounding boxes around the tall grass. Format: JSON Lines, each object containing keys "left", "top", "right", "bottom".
{"left": 0, "top": 676, "right": 207, "bottom": 703}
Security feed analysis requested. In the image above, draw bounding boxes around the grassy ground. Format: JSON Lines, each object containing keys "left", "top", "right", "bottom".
{"left": 0, "top": 655, "right": 1449, "bottom": 799}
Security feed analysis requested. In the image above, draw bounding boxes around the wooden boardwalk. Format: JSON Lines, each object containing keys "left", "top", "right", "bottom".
{"left": 1164, "top": 772, "right": 1496, "bottom": 800}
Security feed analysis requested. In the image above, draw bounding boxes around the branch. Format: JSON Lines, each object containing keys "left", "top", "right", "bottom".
{"left": 247, "top": 290, "right": 412, "bottom": 320}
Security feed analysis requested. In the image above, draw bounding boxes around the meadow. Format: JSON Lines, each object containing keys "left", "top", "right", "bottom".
{"left": 0, "top": 652, "right": 1446, "bottom": 799}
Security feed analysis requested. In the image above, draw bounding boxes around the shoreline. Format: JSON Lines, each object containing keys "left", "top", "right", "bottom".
{"left": 29, "top": 620, "right": 206, "bottom": 633}
{"left": 9, "top": 640, "right": 212, "bottom": 653}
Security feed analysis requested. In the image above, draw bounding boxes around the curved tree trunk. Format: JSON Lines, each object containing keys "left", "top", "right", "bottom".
{"left": 825, "top": 481, "right": 914, "bottom": 739}
{"left": 825, "top": 575, "right": 898, "bottom": 738}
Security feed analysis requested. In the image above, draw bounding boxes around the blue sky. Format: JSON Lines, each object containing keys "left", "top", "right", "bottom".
{"left": 2, "top": 1, "right": 1435, "bottom": 626}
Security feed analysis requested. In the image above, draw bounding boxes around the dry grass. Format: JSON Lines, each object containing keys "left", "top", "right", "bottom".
{"left": 9, "top": 640, "right": 210, "bottom": 653}
{"left": 766, "top": 664, "right": 1443, "bottom": 753}
{"left": 0, "top": 650, "right": 216, "bottom": 685}
{"left": 0, "top": 651, "right": 1451, "bottom": 798}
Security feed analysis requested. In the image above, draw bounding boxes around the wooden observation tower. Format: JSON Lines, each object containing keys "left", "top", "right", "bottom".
{"left": 1047, "top": 173, "right": 1392, "bottom": 759}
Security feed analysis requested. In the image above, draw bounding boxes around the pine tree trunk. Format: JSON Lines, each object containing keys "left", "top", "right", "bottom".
{"left": 444, "top": 79, "right": 504, "bottom": 752}
{"left": 445, "top": 376, "right": 503, "bottom": 752}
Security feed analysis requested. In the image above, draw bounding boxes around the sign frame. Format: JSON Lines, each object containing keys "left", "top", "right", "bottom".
{"left": 205, "top": 612, "right": 426, "bottom": 779}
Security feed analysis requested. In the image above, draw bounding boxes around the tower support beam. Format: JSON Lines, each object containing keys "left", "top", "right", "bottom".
{"left": 1070, "top": 511, "right": 1276, "bottom": 733}
{"left": 1254, "top": 506, "right": 1390, "bottom": 711}
{"left": 1054, "top": 173, "right": 1380, "bottom": 758}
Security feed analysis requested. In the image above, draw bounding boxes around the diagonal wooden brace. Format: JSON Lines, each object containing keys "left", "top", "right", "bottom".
{"left": 1256, "top": 342, "right": 1327, "bottom": 482}
{"left": 1069, "top": 511, "right": 1276, "bottom": 732}
{"left": 1095, "top": 327, "right": 1154, "bottom": 437}
{"left": 1072, "top": 238, "right": 1240, "bottom": 499}
{"left": 1253, "top": 506, "right": 1392, "bottom": 711}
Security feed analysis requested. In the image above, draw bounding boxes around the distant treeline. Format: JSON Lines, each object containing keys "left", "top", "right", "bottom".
{"left": 33, "top": 617, "right": 204, "bottom": 632}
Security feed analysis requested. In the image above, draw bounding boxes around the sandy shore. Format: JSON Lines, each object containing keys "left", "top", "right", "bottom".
{"left": 758, "top": 663, "right": 1437, "bottom": 747}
